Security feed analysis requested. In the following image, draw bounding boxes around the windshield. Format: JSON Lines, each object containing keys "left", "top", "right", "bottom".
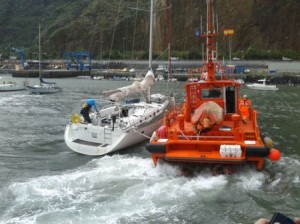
{"left": 201, "top": 88, "right": 222, "bottom": 99}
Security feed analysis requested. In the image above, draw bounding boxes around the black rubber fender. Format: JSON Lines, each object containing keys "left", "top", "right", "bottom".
{"left": 146, "top": 143, "right": 166, "bottom": 154}
{"left": 245, "top": 146, "right": 270, "bottom": 157}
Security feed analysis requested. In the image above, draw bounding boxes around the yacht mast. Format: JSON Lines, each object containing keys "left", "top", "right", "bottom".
{"left": 166, "top": 0, "right": 171, "bottom": 80}
{"left": 148, "top": 0, "right": 154, "bottom": 70}
{"left": 38, "top": 23, "right": 41, "bottom": 82}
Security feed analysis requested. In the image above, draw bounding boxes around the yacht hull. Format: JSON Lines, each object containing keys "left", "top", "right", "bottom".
{"left": 27, "top": 86, "right": 61, "bottom": 94}
{"left": 246, "top": 84, "right": 278, "bottom": 91}
{"left": 64, "top": 97, "right": 175, "bottom": 156}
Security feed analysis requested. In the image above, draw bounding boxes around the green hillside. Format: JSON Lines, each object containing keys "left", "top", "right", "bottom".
{"left": 0, "top": 0, "right": 299, "bottom": 60}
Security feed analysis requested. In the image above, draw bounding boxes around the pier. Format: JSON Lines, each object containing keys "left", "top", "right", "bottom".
{"left": 11, "top": 69, "right": 91, "bottom": 78}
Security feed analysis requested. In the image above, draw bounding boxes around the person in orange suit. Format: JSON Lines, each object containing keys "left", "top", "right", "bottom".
{"left": 239, "top": 95, "right": 252, "bottom": 123}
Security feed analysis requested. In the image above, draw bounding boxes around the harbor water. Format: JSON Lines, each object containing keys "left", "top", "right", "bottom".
{"left": 0, "top": 75, "right": 299, "bottom": 224}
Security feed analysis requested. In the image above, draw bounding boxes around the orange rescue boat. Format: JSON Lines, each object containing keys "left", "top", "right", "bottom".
{"left": 146, "top": 0, "right": 281, "bottom": 171}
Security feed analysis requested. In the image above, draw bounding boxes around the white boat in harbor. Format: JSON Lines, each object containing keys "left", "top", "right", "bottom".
{"left": 92, "top": 76, "right": 104, "bottom": 80}
{"left": 187, "top": 78, "right": 198, "bottom": 82}
{"left": 0, "top": 81, "right": 25, "bottom": 92}
{"left": 156, "top": 65, "right": 168, "bottom": 73}
{"left": 27, "top": 77, "right": 61, "bottom": 94}
{"left": 155, "top": 74, "right": 164, "bottom": 81}
{"left": 64, "top": 0, "right": 175, "bottom": 156}
{"left": 166, "top": 78, "right": 178, "bottom": 82}
{"left": 246, "top": 78, "right": 278, "bottom": 91}
{"left": 27, "top": 24, "right": 62, "bottom": 94}
{"left": 236, "top": 79, "right": 245, "bottom": 85}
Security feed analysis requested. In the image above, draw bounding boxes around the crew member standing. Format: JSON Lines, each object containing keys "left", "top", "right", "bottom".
{"left": 239, "top": 95, "right": 252, "bottom": 123}
{"left": 80, "top": 99, "right": 98, "bottom": 123}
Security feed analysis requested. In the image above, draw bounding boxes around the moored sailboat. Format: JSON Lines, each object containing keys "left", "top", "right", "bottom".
{"left": 146, "top": 0, "right": 281, "bottom": 171}
{"left": 27, "top": 23, "right": 61, "bottom": 94}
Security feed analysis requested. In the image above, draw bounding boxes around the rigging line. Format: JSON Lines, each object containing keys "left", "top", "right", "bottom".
{"left": 132, "top": 129, "right": 151, "bottom": 139}
{"left": 127, "top": 7, "right": 148, "bottom": 12}
{"left": 131, "top": 0, "right": 139, "bottom": 60}
{"left": 108, "top": 0, "right": 122, "bottom": 64}
{"left": 153, "top": 47, "right": 169, "bottom": 62}
{"left": 178, "top": 129, "right": 189, "bottom": 140}
{"left": 166, "top": 0, "right": 171, "bottom": 92}
{"left": 128, "top": 6, "right": 171, "bottom": 12}
{"left": 87, "top": 2, "right": 103, "bottom": 53}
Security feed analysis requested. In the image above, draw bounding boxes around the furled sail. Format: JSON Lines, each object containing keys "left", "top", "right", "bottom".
{"left": 103, "top": 70, "right": 155, "bottom": 101}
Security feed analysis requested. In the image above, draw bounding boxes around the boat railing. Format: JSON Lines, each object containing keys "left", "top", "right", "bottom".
{"left": 177, "top": 135, "right": 235, "bottom": 141}
{"left": 70, "top": 98, "right": 154, "bottom": 131}
{"left": 250, "top": 109, "right": 261, "bottom": 139}
{"left": 187, "top": 61, "right": 228, "bottom": 81}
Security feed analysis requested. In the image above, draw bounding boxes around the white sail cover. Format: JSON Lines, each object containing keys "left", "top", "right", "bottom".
{"left": 191, "top": 101, "right": 224, "bottom": 125}
{"left": 104, "top": 70, "right": 155, "bottom": 101}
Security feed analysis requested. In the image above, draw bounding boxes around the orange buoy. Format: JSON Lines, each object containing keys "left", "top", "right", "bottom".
{"left": 268, "top": 148, "right": 281, "bottom": 161}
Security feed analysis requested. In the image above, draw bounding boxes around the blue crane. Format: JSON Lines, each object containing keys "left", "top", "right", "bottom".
{"left": 11, "top": 47, "right": 25, "bottom": 67}
{"left": 65, "top": 51, "right": 91, "bottom": 71}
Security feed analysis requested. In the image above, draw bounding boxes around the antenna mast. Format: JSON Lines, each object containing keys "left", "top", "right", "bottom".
{"left": 38, "top": 23, "right": 41, "bottom": 81}
{"left": 202, "top": 0, "right": 217, "bottom": 80}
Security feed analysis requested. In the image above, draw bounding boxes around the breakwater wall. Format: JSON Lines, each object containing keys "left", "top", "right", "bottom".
{"left": 11, "top": 70, "right": 91, "bottom": 78}
{"left": 9, "top": 69, "right": 300, "bottom": 84}
{"left": 163, "top": 73, "right": 300, "bottom": 84}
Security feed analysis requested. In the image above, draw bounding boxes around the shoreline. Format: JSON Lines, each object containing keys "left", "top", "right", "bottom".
{"left": 0, "top": 68, "right": 298, "bottom": 84}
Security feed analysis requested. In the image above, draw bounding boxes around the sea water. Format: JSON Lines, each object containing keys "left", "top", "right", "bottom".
{"left": 0, "top": 75, "right": 299, "bottom": 224}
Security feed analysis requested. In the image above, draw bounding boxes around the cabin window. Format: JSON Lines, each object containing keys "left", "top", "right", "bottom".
{"left": 201, "top": 88, "right": 222, "bottom": 99}
{"left": 225, "top": 86, "right": 236, "bottom": 113}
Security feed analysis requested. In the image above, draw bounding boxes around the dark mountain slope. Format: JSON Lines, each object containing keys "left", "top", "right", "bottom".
{"left": 0, "top": 0, "right": 299, "bottom": 59}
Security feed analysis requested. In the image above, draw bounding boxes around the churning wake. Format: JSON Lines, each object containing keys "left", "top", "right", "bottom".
{"left": 1, "top": 153, "right": 298, "bottom": 224}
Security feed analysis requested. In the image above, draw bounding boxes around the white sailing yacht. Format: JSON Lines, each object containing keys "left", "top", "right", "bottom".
{"left": 27, "top": 23, "right": 61, "bottom": 94}
{"left": 64, "top": 0, "right": 175, "bottom": 156}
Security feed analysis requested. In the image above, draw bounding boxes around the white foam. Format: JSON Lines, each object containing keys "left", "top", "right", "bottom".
{"left": 2, "top": 155, "right": 229, "bottom": 223}
{"left": 292, "top": 176, "right": 300, "bottom": 183}
{"left": 3, "top": 153, "right": 300, "bottom": 223}
{"left": 235, "top": 169, "right": 266, "bottom": 190}
{"left": 270, "top": 177, "right": 281, "bottom": 188}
